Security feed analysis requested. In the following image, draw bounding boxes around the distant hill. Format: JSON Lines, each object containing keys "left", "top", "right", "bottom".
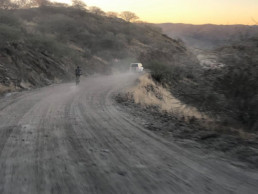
{"left": 157, "top": 23, "right": 258, "bottom": 49}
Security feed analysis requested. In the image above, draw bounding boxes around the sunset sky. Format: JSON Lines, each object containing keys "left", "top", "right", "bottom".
{"left": 53, "top": 0, "right": 258, "bottom": 25}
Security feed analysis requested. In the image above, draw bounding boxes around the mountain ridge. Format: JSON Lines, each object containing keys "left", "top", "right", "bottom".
{"left": 156, "top": 23, "right": 258, "bottom": 49}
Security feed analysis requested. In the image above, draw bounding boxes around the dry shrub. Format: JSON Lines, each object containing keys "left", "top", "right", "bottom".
{"left": 0, "top": 83, "right": 15, "bottom": 94}
{"left": 127, "top": 74, "right": 209, "bottom": 121}
{"left": 119, "top": 74, "right": 258, "bottom": 140}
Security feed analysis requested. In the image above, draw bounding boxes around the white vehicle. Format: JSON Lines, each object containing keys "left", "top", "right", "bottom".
{"left": 130, "top": 63, "right": 144, "bottom": 72}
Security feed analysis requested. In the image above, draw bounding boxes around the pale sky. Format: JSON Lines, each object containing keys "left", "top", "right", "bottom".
{"left": 53, "top": 0, "right": 258, "bottom": 25}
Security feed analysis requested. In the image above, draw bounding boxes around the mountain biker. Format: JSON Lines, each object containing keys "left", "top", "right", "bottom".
{"left": 75, "top": 66, "right": 81, "bottom": 77}
{"left": 75, "top": 66, "right": 82, "bottom": 85}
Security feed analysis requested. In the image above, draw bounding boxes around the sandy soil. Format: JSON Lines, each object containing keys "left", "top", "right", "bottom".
{"left": 0, "top": 73, "right": 258, "bottom": 194}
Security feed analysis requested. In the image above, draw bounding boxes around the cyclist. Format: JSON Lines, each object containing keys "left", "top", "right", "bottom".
{"left": 75, "top": 66, "right": 82, "bottom": 85}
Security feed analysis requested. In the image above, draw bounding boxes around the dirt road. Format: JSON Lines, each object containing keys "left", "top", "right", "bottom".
{"left": 0, "top": 73, "right": 257, "bottom": 194}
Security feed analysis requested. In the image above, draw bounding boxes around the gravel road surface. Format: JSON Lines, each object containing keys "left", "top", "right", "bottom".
{"left": 0, "top": 73, "right": 257, "bottom": 194}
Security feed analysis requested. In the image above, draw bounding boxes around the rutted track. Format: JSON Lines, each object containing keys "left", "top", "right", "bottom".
{"left": 0, "top": 73, "right": 257, "bottom": 194}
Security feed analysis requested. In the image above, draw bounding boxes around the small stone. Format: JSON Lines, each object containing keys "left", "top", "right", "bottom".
{"left": 117, "top": 171, "right": 127, "bottom": 176}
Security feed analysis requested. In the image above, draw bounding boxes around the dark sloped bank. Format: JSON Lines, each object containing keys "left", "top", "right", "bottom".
{"left": 0, "top": 42, "right": 73, "bottom": 90}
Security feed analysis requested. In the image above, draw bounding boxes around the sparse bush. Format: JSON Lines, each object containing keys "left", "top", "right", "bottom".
{"left": 0, "top": 12, "right": 21, "bottom": 26}
{"left": 214, "top": 55, "right": 258, "bottom": 130}
{"left": 27, "top": 35, "right": 72, "bottom": 57}
{"left": 0, "top": 24, "right": 23, "bottom": 43}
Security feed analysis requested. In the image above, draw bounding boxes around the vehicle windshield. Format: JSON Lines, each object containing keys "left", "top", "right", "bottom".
{"left": 131, "top": 64, "right": 138, "bottom": 67}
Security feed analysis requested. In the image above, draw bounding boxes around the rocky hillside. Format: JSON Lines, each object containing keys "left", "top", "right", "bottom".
{"left": 0, "top": 5, "right": 198, "bottom": 94}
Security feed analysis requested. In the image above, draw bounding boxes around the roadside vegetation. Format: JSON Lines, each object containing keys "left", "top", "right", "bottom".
{"left": 116, "top": 73, "right": 258, "bottom": 168}
{"left": 116, "top": 47, "right": 258, "bottom": 166}
{"left": 143, "top": 38, "right": 258, "bottom": 132}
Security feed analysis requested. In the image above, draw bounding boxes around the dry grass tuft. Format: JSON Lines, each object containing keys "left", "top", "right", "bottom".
{"left": 125, "top": 74, "right": 258, "bottom": 139}
{"left": 0, "top": 84, "right": 16, "bottom": 94}
{"left": 127, "top": 74, "right": 210, "bottom": 121}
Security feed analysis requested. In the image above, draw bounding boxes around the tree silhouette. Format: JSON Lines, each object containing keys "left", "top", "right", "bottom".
{"left": 72, "top": 0, "right": 87, "bottom": 10}
{"left": 89, "top": 6, "right": 105, "bottom": 16}
{"left": 0, "top": 0, "right": 18, "bottom": 9}
{"left": 120, "top": 11, "right": 139, "bottom": 22}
